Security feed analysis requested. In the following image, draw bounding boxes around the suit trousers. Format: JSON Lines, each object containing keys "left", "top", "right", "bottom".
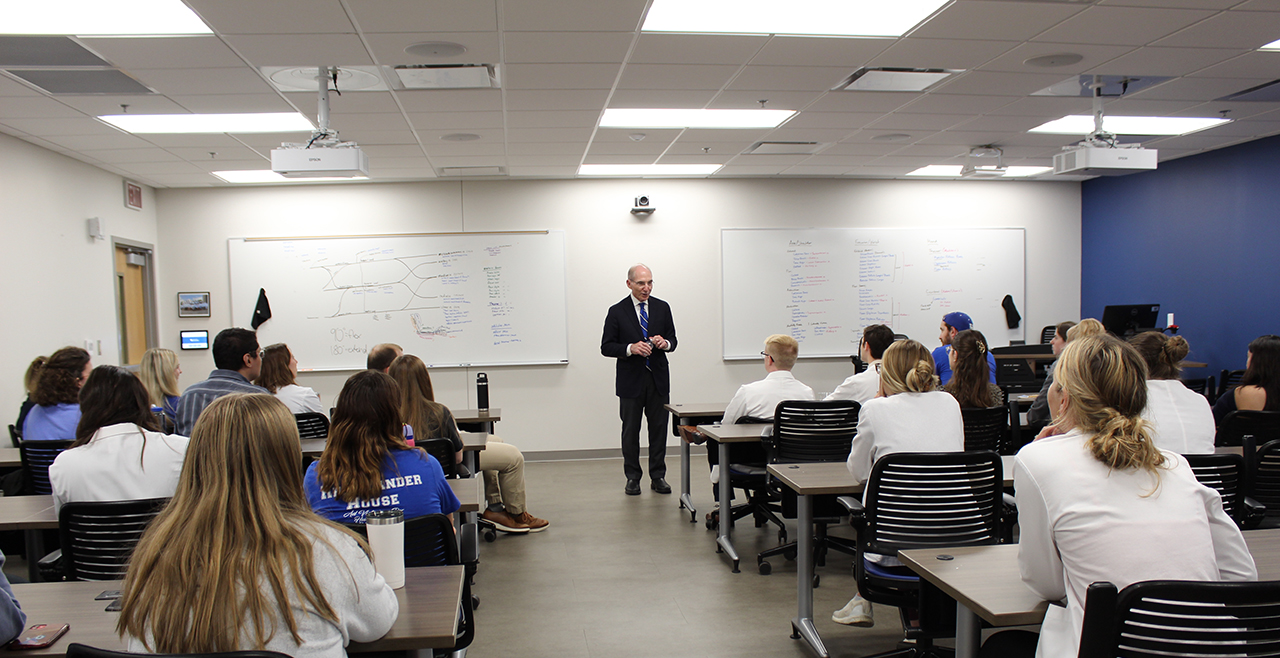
{"left": 618, "top": 370, "right": 668, "bottom": 481}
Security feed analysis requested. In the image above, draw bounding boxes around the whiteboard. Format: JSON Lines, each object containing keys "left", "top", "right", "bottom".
{"left": 722, "top": 228, "right": 1025, "bottom": 360}
{"left": 228, "top": 232, "right": 569, "bottom": 370}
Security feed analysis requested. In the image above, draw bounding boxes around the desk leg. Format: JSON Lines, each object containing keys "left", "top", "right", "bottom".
{"left": 955, "top": 603, "right": 981, "bottom": 658}
{"left": 792, "top": 492, "right": 828, "bottom": 657}
{"left": 715, "top": 440, "right": 739, "bottom": 573}
{"left": 680, "top": 439, "right": 695, "bottom": 523}
{"left": 24, "top": 529, "right": 43, "bottom": 583}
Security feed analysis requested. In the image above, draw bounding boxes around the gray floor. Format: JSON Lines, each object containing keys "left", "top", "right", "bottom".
{"left": 469, "top": 458, "right": 926, "bottom": 658}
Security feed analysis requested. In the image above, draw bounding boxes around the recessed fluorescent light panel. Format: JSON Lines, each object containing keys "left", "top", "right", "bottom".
{"left": 907, "top": 165, "right": 1051, "bottom": 177}
{"left": 1261, "top": 38, "right": 1280, "bottom": 51}
{"left": 600, "top": 109, "right": 795, "bottom": 129}
{"left": 213, "top": 170, "right": 368, "bottom": 184}
{"left": 3, "top": 0, "right": 212, "bottom": 36}
{"left": 834, "top": 68, "right": 959, "bottom": 92}
{"left": 578, "top": 164, "right": 723, "bottom": 177}
{"left": 642, "top": 0, "right": 949, "bottom": 37}
{"left": 99, "top": 113, "right": 314, "bottom": 134}
{"left": 1029, "top": 115, "right": 1230, "bottom": 136}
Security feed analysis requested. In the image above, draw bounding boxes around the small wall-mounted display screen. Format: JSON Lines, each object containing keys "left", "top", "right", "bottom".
{"left": 180, "top": 330, "right": 209, "bottom": 350}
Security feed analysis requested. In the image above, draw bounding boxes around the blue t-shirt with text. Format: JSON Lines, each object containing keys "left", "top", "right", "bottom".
{"left": 305, "top": 448, "right": 460, "bottom": 524}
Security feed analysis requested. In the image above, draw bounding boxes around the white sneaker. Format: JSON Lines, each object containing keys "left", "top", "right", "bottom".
{"left": 832, "top": 594, "right": 874, "bottom": 627}
{"left": 710, "top": 465, "right": 720, "bottom": 485}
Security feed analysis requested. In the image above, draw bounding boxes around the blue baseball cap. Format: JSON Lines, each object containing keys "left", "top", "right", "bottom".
{"left": 942, "top": 312, "right": 974, "bottom": 332}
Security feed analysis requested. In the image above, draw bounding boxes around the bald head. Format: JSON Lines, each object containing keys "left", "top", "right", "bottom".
{"left": 367, "top": 343, "right": 403, "bottom": 373}
{"left": 626, "top": 264, "right": 653, "bottom": 303}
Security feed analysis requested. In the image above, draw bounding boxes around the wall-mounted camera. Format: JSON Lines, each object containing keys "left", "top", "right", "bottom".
{"left": 631, "top": 195, "right": 655, "bottom": 215}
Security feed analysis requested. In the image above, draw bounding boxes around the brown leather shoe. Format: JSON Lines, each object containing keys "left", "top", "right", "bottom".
{"left": 481, "top": 509, "right": 530, "bottom": 533}
{"left": 511, "top": 511, "right": 549, "bottom": 533}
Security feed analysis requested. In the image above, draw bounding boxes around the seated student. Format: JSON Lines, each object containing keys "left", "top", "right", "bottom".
{"left": 138, "top": 348, "right": 182, "bottom": 428}
{"left": 49, "top": 366, "right": 188, "bottom": 512}
{"left": 256, "top": 343, "right": 326, "bottom": 418}
{"left": 704, "top": 334, "right": 814, "bottom": 489}
{"left": 389, "top": 354, "right": 548, "bottom": 534}
{"left": 980, "top": 334, "right": 1256, "bottom": 658}
{"left": 305, "top": 370, "right": 460, "bottom": 525}
{"left": 366, "top": 343, "right": 402, "bottom": 374}
{"left": 1213, "top": 334, "right": 1280, "bottom": 425}
{"left": 14, "top": 356, "right": 46, "bottom": 437}
{"left": 0, "top": 551, "right": 23, "bottom": 643}
{"left": 1129, "top": 332, "right": 1214, "bottom": 454}
{"left": 1027, "top": 319, "right": 1105, "bottom": 424}
{"left": 23, "top": 346, "right": 91, "bottom": 441}
{"left": 117, "top": 394, "right": 397, "bottom": 657}
{"left": 944, "top": 329, "right": 1005, "bottom": 408}
{"left": 835, "top": 338, "right": 964, "bottom": 628}
{"left": 932, "top": 312, "right": 995, "bottom": 386}
{"left": 826, "top": 324, "right": 895, "bottom": 405}
{"left": 175, "top": 328, "right": 268, "bottom": 436}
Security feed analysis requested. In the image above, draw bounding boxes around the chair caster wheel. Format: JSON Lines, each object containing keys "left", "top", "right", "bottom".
{"left": 472, "top": 595, "right": 480, "bottom": 610}
{"left": 483, "top": 529, "right": 496, "bottom": 542}
{"left": 784, "top": 548, "right": 797, "bottom": 561}
{"left": 758, "top": 561, "right": 772, "bottom": 575}
{"left": 813, "top": 574, "right": 821, "bottom": 588}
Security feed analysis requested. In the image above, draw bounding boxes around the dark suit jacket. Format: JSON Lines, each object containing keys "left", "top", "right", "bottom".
{"left": 601, "top": 295, "right": 677, "bottom": 398}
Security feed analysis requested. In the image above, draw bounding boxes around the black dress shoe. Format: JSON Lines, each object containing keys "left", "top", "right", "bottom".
{"left": 651, "top": 478, "right": 672, "bottom": 494}
{"left": 625, "top": 479, "right": 641, "bottom": 496}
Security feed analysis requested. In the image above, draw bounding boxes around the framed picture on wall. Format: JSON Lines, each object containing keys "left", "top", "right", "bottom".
{"left": 178, "top": 292, "right": 211, "bottom": 318}
{"left": 124, "top": 180, "right": 143, "bottom": 211}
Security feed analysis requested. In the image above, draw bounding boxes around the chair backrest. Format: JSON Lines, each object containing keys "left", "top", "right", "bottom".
{"left": 1040, "top": 325, "right": 1057, "bottom": 344}
{"left": 420, "top": 438, "right": 459, "bottom": 478}
{"left": 1252, "top": 439, "right": 1280, "bottom": 518}
{"left": 1180, "top": 377, "right": 1209, "bottom": 396}
{"left": 294, "top": 413, "right": 330, "bottom": 439}
{"left": 1183, "top": 453, "right": 1246, "bottom": 527}
{"left": 861, "top": 451, "right": 1003, "bottom": 555}
{"left": 1077, "top": 579, "right": 1280, "bottom": 658}
{"left": 19, "top": 439, "right": 73, "bottom": 495}
{"left": 1215, "top": 410, "right": 1280, "bottom": 448}
{"left": 771, "top": 400, "right": 859, "bottom": 463}
{"left": 7, "top": 424, "right": 19, "bottom": 448}
{"left": 67, "top": 643, "right": 291, "bottom": 658}
{"left": 1218, "top": 369, "right": 1246, "bottom": 400}
{"left": 58, "top": 498, "right": 169, "bottom": 581}
{"left": 959, "top": 406, "right": 1007, "bottom": 453}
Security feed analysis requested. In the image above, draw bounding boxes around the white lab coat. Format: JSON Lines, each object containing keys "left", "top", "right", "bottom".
{"left": 48, "top": 423, "right": 189, "bottom": 512}
{"left": 721, "top": 370, "right": 814, "bottom": 425}
{"left": 1142, "top": 379, "right": 1215, "bottom": 455}
{"left": 825, "top": 361, "right": 880, "bottom": 405}
{"left": 846, "top": 391, "right": 964, "bottom": 485}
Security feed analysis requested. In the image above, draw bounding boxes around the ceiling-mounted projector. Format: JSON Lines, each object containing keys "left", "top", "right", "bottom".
{"left": 271, "top": 144, "right": 368, "bottom": 178}
{"left": 1053, "top": 144, "right": 1157, "bottom": 176}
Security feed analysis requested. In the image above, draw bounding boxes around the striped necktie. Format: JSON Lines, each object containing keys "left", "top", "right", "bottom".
{"left": 639, "top": 302, "right": 650, "bottom": 369}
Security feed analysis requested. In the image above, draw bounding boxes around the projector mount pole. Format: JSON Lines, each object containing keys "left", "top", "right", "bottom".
{"left": 1085, "top": 75, "right": 1117, "bottom": 148}
{"left": 306, "top": 65, "right": 337, "bottom": 148}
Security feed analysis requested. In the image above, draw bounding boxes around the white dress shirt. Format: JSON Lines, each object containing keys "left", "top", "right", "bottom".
{"left": 846, "top": 391, "right": 964, "bottom": 485}
{"left": 1142, "top": 379, "right": 1215, "bottom": 455}
{"left": 48, "top": 422, "right": 189, "bottom": 512}
{"left": 722, "top": 370, "right": 815, "bottom": 426}
{"left": 1015, "top": 429, "right": 1256, "bottom": 658}
{"left": 275, "top": 383, "right": 327, "bottom": 417}
{"left": 826, "top": 361, "right": 881, "bottom": 405}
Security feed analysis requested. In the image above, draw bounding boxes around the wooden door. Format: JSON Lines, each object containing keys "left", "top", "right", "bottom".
{"left": 114, "top": 246, "right": 149, "bottom": 365}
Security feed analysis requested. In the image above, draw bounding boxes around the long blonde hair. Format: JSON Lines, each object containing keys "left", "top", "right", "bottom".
{"left": 138, "top": 348, "right": 180, "bottom": 407}
{"left": 117, "top": 394, "right": 363, "bottom": 652}
{"left": 1053, "top": 335, "right": 1165, "bottom": 475}
{"left": 879, "top": 339, "right": 938, "bottom": 396}
{"left": 388, "top": 355, "right": 450, "bottom": 440}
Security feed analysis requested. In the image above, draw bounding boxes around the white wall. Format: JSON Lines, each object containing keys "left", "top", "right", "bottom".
{"left": 0, "top": 132, "right": 158, "bottom": 416}
{"left": 155, "top": 177, "right": 1080, "bottom": 455}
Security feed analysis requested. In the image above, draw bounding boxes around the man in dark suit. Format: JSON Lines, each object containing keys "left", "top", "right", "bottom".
{"left": 601, "top": 264, "right": 677, "bottom": 496}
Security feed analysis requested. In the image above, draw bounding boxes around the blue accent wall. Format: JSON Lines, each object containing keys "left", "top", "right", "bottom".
{"left": 1081, "top": 133, "right": 1280, "bottom": 379}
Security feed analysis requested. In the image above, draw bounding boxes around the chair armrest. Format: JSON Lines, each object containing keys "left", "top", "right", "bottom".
{"left": 1244, "top": 497, "right": 1266, "bottom": 530}
{"left": 459, "top": 522, "right": 479, "bottom": 565}
{"left": 837, "top": 495, "right": 862, "bottom": 515}
{"left": 37, "top": 549, "right": 63, "bottom": 582}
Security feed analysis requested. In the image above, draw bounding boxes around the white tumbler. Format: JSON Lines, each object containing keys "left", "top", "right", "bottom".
{"left": 365, "top": 509, "right": 405, "bottom": 589}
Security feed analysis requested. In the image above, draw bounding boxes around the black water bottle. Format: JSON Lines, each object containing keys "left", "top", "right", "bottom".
{"left": 476, "top": 372, "right": 489, "bottom": 411}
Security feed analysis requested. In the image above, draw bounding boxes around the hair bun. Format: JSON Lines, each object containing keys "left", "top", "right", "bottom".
{"left": 1163, "top": 335, "right": 1190, "bottom": 363}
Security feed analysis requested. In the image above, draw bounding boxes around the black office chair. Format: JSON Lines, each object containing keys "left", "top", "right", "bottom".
{"left": 1039, "top": 325, "right": 1056, "bottom": 344}
{"left": 1216, "top": 410, "right": 1280, "bottom": 490}
{"left": 421, "top": 437, "right": 462, "bottom": 479}
{"left": 345, "top": 514, "right": 478, "bottom": 655}
{"left": 1252, "top": 440, "right": 1280, "bottom": 526}
{"left": 1076, "top": 579, "right": 1280, "bottom": 658}
{"left": 1180, "top": 377, "right": 1211, "bottom": 400}
{"left": 1217, "top": 369, "right": 1246, "bottom": 402}
{"left": 706, "top": 417, "right": 784, "bottom": 541}
{"left": 839, "top": 451, "right": 1004, "bottom": 658}
{"left": 757, "top": 400, "right": 859, "bottom": 578}
{"left": 294, "top": 413, "right": 330, "bottom": 439}
{"left": 7, "top": 424, "right": 20, "bottom": 448}
{"left": 67, "top": 645, "right": 290, "bottom": 658}
{"left": 19, "top": 439, "right": 73, "bottom": 496}
{"left": 39, "top": 498, "right": 169, "bottom": 582}
{"left": 1184, "top": 452, "right": 1264, "bottom": 529}
{"left": 960, "top": 406, "right": 1007, "bottom": 453}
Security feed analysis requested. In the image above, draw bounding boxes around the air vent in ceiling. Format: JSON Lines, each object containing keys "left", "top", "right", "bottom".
{"left": 0, "top": 36, "right": 110, "bottom": 67}
{"left": 392, "top": 64, "right": 500, "bottom": 90}
{"left": 6, "top": 69, "right": 153, "bottom": 95}
{"left": 744, "top": 141, "right": 826, "bottom": 155}
{"left": 440, "top": 166, "right": 504, "bottom": 177}
{"left": 833, "top": 68, "right": 960, "bottom": 93}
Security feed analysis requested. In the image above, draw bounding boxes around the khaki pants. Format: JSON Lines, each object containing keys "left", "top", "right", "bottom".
{"left": 479, "top": 436, "right": 527, "bottom": 515}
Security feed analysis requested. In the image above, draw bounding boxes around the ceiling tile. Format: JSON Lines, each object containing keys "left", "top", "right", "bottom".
{"left": 357, "top": 144, "right": 427, "bottom": 157}
{"left": 187, "top": 0, "right": 356, "bottom": 34}
{"left": 167, "top": 145, "right": 265, "bottom": 161}
{"left": 0, "top": 98, "right": 86, "bottom": 119}
{"left": 396, "top": 88, "right": 503, "bottom": 112}
{"left": 365, "top": 33, "right": 499, "bottom": 69}
{"left": 931, "top": 70, "right": 1078, "bottom": 96}
{"left": 1100, "top": 0, "right": 1239, "bottom": 8}
{"left": 608, "top": 88, "right": 718, "bottom": 108}
{"left": 222, "top": 34, "right": 374, "bottom": 67}
{"left": 900, "top": 93, "right": 1017, "bottom": 115}
{"left": 364, "top": 155, "right": 435, "bottom": 168}
{"left": 0, "top": 117, "right": 126, "bottom": 136}
{"left": 748, "top": 36, "right": 891, "bottom": 68}
{"left": 406, "top": 111, "right": 504, "bottom": 130}
{"left": 168, "top": 93, "right": 295, "bottom": 113}
{"left": 1154, "top": 9, "right": 1280, "bottom": 49}
{"left": 412, "top": 127, "right": 505, "bottom": 142}
{"left": 505, "top": 142, "right": 588, "bottom": 155}
{"left": 983, "top": 96, "right": 1094, "bottom": 116}
{"left": 706, "top": 90, "right": 824, "bottom": 110}
{"left": 714, "top": 164, "right": 786, "bottom": 175}
{"left": 52, "top": 95, "right": 189, "bottom": 116}
{"left": 506, "top": 154, "right": 582, "bottom": 166}
{"left": 131, "top": 68, "right": 275, "bottom": 96}
{"left": 505, "top": 110, "right": 600, "bottom": 128}
{"left": 504, "top": 63, "right": 621, "bottom": 89}
{"left": 629, "top": 34, "right": 766, "bottom": 65}
{"left": 78, "top": 148, "right": 185, "bottom": 164}
{"left": 79, "top": 37, "right": 245, "bottom": 70}
{"left": 346, "top": 0, "right": 498, "bottom": 32}
{"left": 1132, "top": 76, "right": 1274, "bottom": 100}
{"left": 308, "top": 112, "right": 409, "bottom": 131}
{"left": 979, "top": 42, "right": 1137, "bottom": 74}
{"left": 581, "top": 154, "right": 658, "bottom": 164}
{"left": 0, "top": 75, "right": 41, "bottom": 96}
{"left": 727, "top": 66, "right": 852, "bottom": 93}
{"left": 333, "top": 129, "right": 420, "bottom": 145}
{"left": 1101, "top": 98, "right": 1204, "bottom": 116}
{"left": 1035, "top": 6, "right": 1217, "bottom": 46}
{"left": 869, "top": 38, "right": 1019, "bottom": 70}
{"left": 504, "top": 32, "right": 632, "bottom": 64}
{"left": 763, "top": 127, "right": 857, "bottom": 142}
{"left": 687, "top": 153, "right": 802, "bottom": 165}
{"left": 587, "top": 139, "right": 673, "bottom": 155}
{"left": 142, "top": 134, "right": 248, "bottom": 148}
{"left": 425, "top": 142, "right": 509, "bottom": 156}
{"left": 911, "top": 2, "right": 1088, "bottom": 41}
{"left": 429, "top": 155, "right": 506, "bottom": 167}
{"left": 145, "top": 173, "right": 219, "bottom": 187}
{"left": 617, "top": 64, "right": 737, "bottom": 90}
{"left": 508, "top": 165, "right": 577, "bottom": 177}
{"left": 115, "top": 161, "right": 205, "bottom": 174}
{"left": 593, "top": 128, "right": 682, "bottom": 142}
{"left": 676, "top": 128, "right": 773, "bottom": 143}
{"left": 782, "top": 164, "right": 857, "bottom": 175}
{"left": 504, "top": 89, "right": 609, "bottom": 111}
{"left": 1175, "top": 100, "right": 1280, "bottom": 119}
{"left": 507, "top": 127, "right": 594, "bottom": 142}
{"left": 865, "top": 113, "right": 973, "bottom": 131}
{"left": 189, "top": 159, "right": 268, "bottom": 172}
{"left": 954, "top": 114, "right": 1059, "bottom": 132}
{"left": 821, "top": 142, "right": 904, "bottom": 156}
{"left": 286, "top": 91, "right": 401, "bottom": 113}
{"left": 1087, "top": 46, "right": 1245, "bottom": 77}
{"left": 500, "top": 0, "right": 648, "bottom": 32}
{"left": 1187, "top": 51, "right": 1280, "bottom": 79}
{"left": 805, "top": 91, "right": 919, "bottom": 113}
{"left": 367, "top": 168, "right": 438, "bottom": 178}
{"left": 782, "top": 112, "right": 882, "bottom": 129}
{"left": 665, "top": 141, "right": 753, "bottom": 156}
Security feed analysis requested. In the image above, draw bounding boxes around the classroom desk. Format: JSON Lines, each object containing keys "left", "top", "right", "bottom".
{"left": 768, "top": 459, "right": 1017, "bottom": 658}
{"left": 0, "top": 449, "right": 20, "bottom": 469}
{"left": 698, "top": 424, "right": 768, "bottom": 574}
{"left": 898, "top": 529, "right": 1280, "bottom": 658}
{"left": 452, "top": 409, "right": 500, "bottom": 434}
{"left": 663, "top": 403, "right": 726, "bottom": 523}
{"left": 301, "top": 433, "right": 488, "bottom": 468}
{"left": 0, "top": 496, "right": 56, "bottom": 583}
{"left": 1, "top": 565, "right": 466, "bottom": 656}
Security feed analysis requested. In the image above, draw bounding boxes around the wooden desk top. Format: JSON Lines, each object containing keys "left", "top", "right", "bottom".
{"left": 663, "top": 403, "right": 727, "bottom": 419}
{"left": 0, "top": 495, "right": 56, "bottom": 531}
{"left": 0, "top": 449, "right": 20, "bottom": 469}
{"left": 452, "top": 409, "right": 500, "bottom": 424}
{"left": 699, "top": 424, "right": 768, "bottom": 443}
{"left": 768, "top": 457, "right": 1016, "bottom": 495}
{"left": 448, "top": 477, "right": 480, "bottom": 514}
{"left": 1245, "top": 528, "right": 1280, "bottom": 580}
{"left": 3, "top": 565, "right": 465, "bottom": 655}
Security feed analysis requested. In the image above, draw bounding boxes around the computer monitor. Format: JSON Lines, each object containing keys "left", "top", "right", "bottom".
{"left": 180, "top": 330, "right": 209, "bottom": 350}
{"left": 1101, "top": 304, "right": 1160, "bottom": 338}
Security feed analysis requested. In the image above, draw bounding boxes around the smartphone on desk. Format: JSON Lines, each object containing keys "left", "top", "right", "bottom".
{"left": 7, "top": 623, "right": 69, "bottom": 650}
